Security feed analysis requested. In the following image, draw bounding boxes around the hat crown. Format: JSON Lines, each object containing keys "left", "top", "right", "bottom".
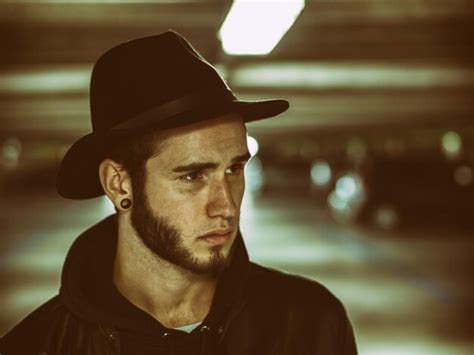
{"left": 57, "top": 30, "right": 288, "bottom": 200}
{"left": 90, "top": 31, "right": 230, "bottom": 132}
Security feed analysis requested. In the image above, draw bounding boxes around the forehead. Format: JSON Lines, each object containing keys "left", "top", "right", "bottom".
{"left": 149, "top": 113, "right": 248, "bottom": 167}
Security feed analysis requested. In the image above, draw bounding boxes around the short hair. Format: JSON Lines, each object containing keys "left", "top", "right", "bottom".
{"left": 105, "top": 129, "right": 164, "bottom": 186}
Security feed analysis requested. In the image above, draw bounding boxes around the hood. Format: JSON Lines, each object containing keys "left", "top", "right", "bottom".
{"left": 59, "top": 214, "right": 250, "bottom": 334}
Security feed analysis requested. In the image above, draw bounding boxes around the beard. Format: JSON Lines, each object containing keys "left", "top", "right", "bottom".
{"left": 130, "top": 181, "right": 233, "bottom": 276}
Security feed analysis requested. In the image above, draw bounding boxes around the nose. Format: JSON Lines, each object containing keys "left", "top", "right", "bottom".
{"left": 206, "top": 179, "right": 237, "bottom": 220}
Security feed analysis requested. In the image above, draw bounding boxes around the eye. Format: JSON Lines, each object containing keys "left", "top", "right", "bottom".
{"left": 226, "top": 163, "right": 245, "bottom": 175}
{"left": 179, "top": 171, "right": 203, "bottom": 182}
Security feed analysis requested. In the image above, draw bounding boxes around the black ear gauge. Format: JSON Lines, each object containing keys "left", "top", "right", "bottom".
{"left": 120, "top": 198, "right": 132, "bottom": 209}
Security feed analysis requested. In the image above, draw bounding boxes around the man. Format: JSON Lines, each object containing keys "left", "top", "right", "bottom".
{"left": 0, "top": 31, "right": 357, "bottom": 355}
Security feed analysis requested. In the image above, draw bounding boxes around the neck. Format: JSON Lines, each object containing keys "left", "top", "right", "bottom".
{"left": 113, "top": 213, "right": 217, "bottom": 328}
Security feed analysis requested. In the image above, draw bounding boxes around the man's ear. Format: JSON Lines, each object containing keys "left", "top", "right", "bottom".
{"left": 98, "top": 159, "right": 132, "bottom": 211}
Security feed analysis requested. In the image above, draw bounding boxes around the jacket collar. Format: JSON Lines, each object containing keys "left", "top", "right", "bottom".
{"left": 59, "top": 214, "right": 250, "bottom": 335}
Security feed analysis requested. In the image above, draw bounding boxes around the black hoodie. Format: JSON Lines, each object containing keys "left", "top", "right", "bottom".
{"left": 1, "top": 215, "right": 357, "bottom": 355}
{"left": 1, "top": 215, "right": 248, "bottom": 355}
{"left": 59, "top": 214, "right": 249, "bottom": 355}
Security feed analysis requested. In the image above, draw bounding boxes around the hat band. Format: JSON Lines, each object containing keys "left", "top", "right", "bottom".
{"left": 111, "top": 89, "right": 236, "bottom": 130}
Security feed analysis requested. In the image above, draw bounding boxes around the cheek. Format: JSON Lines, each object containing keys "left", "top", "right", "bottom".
{"left": 154, "top": 185, "right": 208, "bottom": 219}
{"left": 230, "top": 177, "right": 245, "bottom": 204}
{"left": 142, "top": 180, "right": 187, "bottom": 217}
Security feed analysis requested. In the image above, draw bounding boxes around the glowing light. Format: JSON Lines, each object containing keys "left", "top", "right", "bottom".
{"left": 328, "top": 172, "right": 367, "bottom": 223}
{"left": 334, "top": 173, "right": 366, "bottom": 202}
{"left": 310, "top": 160, "right": 332, "bottom": 187}
{"left": 247, "top": 135, "right": 259, "bottom": 157}
{"left": 328, "top": 191, "right": 348, "bottom": 211}
{"left": 372, "top": 205, "right": 399, "bottom": 230}
{"left": 441, "top": 131, "right": 462, "bottom": 159}
{"left": 219, "top": 0, "right": 305, "bottom": 55}
{"left": 1, "top": 137, "right": 22, "bottom": 169}
{"left": 453, "top": 165, "right": 473, "bottom": 186}
{"left": 327, "top": 190, "right": 362, "bottom": 224}
{"left": 335, "top": 175, "right": 358, "bottom": 199}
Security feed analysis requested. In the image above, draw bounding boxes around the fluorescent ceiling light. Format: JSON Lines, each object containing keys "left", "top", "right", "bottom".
{"left": 0, "top": 66, "right": 90, "bottom": 94}
{"left": 231, "top": 62, "right": 474, "bottom": 89}
{"left": 219, "top": 0, "right": 305, "bottom": 56}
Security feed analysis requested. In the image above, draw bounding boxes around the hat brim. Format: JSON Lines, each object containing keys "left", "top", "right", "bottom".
{"left": 57, "top": 99, "right": 289, "bottom": 199}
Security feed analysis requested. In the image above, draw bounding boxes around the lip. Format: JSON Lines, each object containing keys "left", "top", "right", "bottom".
{"left": 198, "top": 229, "right": 233, "bottom": 246}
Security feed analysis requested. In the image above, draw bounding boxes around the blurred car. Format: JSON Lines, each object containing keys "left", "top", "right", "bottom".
{"left": 327, "top": 157, "right": 474, "bottom": 231}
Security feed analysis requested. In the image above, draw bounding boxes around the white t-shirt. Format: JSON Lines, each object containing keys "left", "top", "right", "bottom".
{"left": 174, "top": 321, "right": 202, "bottom": 333}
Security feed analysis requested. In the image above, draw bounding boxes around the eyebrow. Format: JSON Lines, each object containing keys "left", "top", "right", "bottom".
{"left": 171, "top": 151, "right": 251, "bottom": 173}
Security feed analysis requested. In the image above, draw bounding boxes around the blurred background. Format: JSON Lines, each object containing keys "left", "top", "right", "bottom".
{"left": 0, "top": 0, "right": 473, "bottom": 354}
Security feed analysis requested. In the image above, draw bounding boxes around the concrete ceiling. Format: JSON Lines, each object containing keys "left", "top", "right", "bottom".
{"left": 1, "top": 0, "right": 473, "bottom": 136}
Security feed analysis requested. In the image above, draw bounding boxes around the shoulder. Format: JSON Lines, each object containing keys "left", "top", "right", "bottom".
{"left": 0, "top": 296, "right": 66, "bottom": 354}
{"left": 247, "top": 262, "right": 348, "bottom": 319}
{"left": 245, "top": 263, "right": 357, "bottom": 352}
{"left": 249, "top": 262, "right": 341, "bottom": 302}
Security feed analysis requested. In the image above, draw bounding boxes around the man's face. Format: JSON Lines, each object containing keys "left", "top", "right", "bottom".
{"left": 130, "top": 113, "right": 249, "bottom": 275}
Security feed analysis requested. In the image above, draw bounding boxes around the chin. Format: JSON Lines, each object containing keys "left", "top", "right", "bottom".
{"left": 191, "top": 242, "right": 234, "bottom": 274}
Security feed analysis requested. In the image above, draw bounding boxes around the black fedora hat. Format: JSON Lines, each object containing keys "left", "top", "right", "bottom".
{"left": 57, "top": 30, "right": 289, "bottom": 200}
